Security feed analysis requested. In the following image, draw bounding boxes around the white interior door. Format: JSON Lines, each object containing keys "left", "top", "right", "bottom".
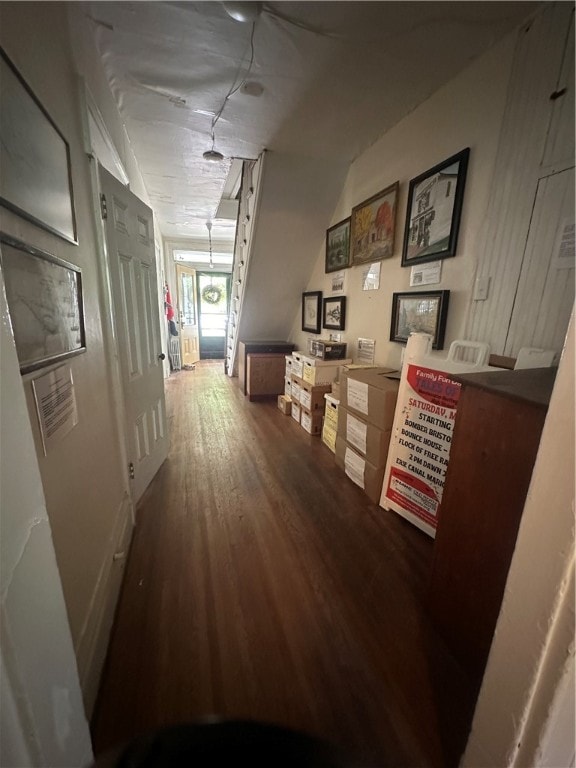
{"left": 99, "top": 165, "right": 168, "bottom": 501}
{"left": 175, "top": 264, "right": 199, "bottom": 367}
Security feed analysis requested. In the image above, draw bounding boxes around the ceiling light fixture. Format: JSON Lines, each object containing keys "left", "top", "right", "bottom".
{"left": 203, "top": 149, "right": 225, "bottom": 162}
{"left": 223, "top": 2, "right": 262, "bottom": 23}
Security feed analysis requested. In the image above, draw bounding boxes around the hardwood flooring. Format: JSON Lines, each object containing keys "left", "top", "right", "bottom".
{"left": 91, "top": 362, "right": 477, "bottom": 766}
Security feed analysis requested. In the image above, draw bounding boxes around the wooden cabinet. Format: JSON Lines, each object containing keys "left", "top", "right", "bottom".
{"left": 429, "top": 368, "right": 556, "bottom": 687}
{"left": 238, "top": 341, "right": 294, "bottom": 395}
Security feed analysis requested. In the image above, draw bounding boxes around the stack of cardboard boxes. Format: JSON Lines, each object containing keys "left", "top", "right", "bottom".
{"left": 335, "top": 368, "right": 400, "bottom": 503}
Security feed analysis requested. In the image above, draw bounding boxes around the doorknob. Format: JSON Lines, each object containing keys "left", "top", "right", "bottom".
{"left": 158, "top": 353, "right": 166, "bottom": 360}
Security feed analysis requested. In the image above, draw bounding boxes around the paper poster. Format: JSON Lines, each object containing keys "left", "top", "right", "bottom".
{"left": 382, "top": 364, "right": 461, "bottom": 531}
{"left": 331, "top": 271, "right": 346, "bottom": 293}
{"left": 410, "top": 260, "right": 442, "bottom": 286}
{"left": 362, "top": 262, "right": 381, "bottom": 290}
{"left": 357, "top": 337, "right": 375, "bottom": 365}
{"left": 32, "top": 366, "right": 78, "bottom": 455}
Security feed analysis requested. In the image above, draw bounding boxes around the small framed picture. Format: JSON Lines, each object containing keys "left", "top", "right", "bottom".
{"left": 302, "top": 291, "right": 322, "bottom": 334}
{"left": 351, "top": 181, "right": 399, "bottom": 266}
{"left": 325, "top": 217, "right": 351, "bottom": 273}
{"left": 401, "top": 148, "right": 470, "bottom": 267}
{"left": 323, "top": 296, "right": 347, "bottom": 331}
{"left": 0, "top": 233, "right": 86, "bottom": 373}
{"left": 390, "top": 290, "right": 450, "bottom": 349}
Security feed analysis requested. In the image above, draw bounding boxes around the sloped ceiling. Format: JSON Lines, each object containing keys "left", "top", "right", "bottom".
{"left": 83, "top": 1, "right": 538, "bottom": 244}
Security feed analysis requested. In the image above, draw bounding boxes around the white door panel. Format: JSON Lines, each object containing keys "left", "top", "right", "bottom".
{"left": 99, "top": 165, "right": 168, "bottom": 501}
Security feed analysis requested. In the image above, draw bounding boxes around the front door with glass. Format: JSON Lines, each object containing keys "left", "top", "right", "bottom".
{"left": 196, "top": 272, "right": 230, "bottom": 359}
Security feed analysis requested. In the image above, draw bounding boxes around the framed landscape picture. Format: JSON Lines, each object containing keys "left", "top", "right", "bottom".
{"left": 323, "top": 296, "right": 346, "bottom": 331}
{"left": 325, "top": 217, "right": 351, "bottom": 273}
{"left": 301, "top": 291, "right": 322, "bottom": 334}
{"left": 351, "top": 181, "right": 399, "bottom": 266}
{"left": 401, "top": 148, "right": 470, "bottom": 267}
{"left": 390, "top": 290, "right": 450, "bottom": 349}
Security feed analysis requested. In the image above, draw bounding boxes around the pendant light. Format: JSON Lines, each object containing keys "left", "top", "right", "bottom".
{"left": 206, "top": 220, "right": 215, "bottom": 268}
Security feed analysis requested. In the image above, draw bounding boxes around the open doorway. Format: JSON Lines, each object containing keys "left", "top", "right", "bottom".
{"left": 196, "top": 272, "right": 231, "bottom": 359}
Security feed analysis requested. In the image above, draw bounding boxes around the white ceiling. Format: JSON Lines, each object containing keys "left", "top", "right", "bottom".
{"left": 84, "top": 1, "right": 538, "bottom": 244}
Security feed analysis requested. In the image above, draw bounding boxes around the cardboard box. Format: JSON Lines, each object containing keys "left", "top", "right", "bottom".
{"left": 290, "top": 374, "right": 303, "bottom": 403}
{"left": 301, "top": 356, "right": 352, "bottom": 386}
{"left": 299, "top": 381, "right": 331, "bottom": 412}
{"left": 331, "top": 381, "right": 341, "bottom": 400}
{"left": 291, "top": 352, "right": 304, "bottom": 378}
{"left": 285, "top": 355, "right": 294, "bottom": 376}
{"left": 291, "top": 402, "right": 301, "bottom": 423}
{"left": 324, "top": 394, "right": 339, "bottom": 430}
{"left": 277, "top": 394, "right": 292, "bottom": 415}
{"left": 339, "top": 367, "right": 399, "bottom": 428}
{"left": 337, "top": 405, "right": 392, "bottom": 467}
{"left": 284, "top": 377, "right": 292, "bottom": 397}
{"left": 321, "top": 422, "right": 337, "bottom": 453}
{"left": 335, "top": 436, "right": 385, "bottom": 504}
{"left": 246, "top": 354, "right": 286, "bottom": 399}
{"left": 307, "top": 339, "right": 348, "bottom": 360}
{"left": 300, "top": 405, "right": 323, "bottom": 435}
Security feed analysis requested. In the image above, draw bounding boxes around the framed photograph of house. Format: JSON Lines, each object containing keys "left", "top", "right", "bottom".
{"left": 302, "top": 290, "right": 322, "bottom": 334}
{"left": 323, "top": 296, "right": 346, "bottom": 331}
{"left": 0, "top": 233, "right": 86, "bottom": 373}
{"left": 325, "top": 217, "right": 351, "bottom": 273}
{"left": 0, "top": 48, "right": 77, "bottom": 244}
{"left": 390, "top": 290, "right": 450, "bottom": 349}
{"left": 351, "top": 181, "right": 399, "bottom": 266}
{"left": 401, "top": 148, "right": 470, "bottom": 267}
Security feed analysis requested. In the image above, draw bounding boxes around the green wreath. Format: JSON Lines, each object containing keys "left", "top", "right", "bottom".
{"left": 202, "top": 284, "right": 223, "bottom": 305}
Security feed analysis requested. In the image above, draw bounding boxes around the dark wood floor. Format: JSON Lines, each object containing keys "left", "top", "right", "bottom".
{"left": 91, "top": 361, "right": 477, "bottom": 766}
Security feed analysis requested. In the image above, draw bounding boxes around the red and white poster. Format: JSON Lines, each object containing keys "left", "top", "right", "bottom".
{"left": 382, "top": 363, "right": 461, "bottom": 535}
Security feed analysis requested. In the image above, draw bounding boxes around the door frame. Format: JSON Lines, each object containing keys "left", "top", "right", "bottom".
{"left": 196, "top": 271, "right": 231, "bottom": 360}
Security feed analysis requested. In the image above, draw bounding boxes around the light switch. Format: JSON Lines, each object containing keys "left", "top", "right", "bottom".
{"left": 473, "top": 276, "right": 490, "bottom": 301}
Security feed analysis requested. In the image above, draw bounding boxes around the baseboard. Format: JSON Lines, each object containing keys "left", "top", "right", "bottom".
{"left": 74, "top": 492, "right": 134, "bottom": 717}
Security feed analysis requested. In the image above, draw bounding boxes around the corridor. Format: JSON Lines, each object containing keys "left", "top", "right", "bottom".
{"left": 91, "top": 362, "right": 476, "bottom": 767}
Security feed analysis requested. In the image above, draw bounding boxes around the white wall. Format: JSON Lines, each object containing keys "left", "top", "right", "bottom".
{"left": 290, "top": 31, "right": 516, "bottom": 365}
{"left": 0, "top": 269, "right": 92, "bottom": 766}
{"left": 0, "top": 1, "right": 145, "bottom": 715}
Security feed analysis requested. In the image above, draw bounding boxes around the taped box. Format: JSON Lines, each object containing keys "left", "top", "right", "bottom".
{"left": 321, "top": 421, "right": 337, "bottom": 453}
{"left": 300, "top": 405, "right": 323, "bottom": 435}
{"left": 337, "top": 405, "right": 392, "bottom": 468}
{"left": 335, "top": 435, "right": 385, "bottom": 504}
{"left": 299, "top": 381, "right": 331, "bottom": 412}
{"left": 339, "top": 367, "right": 399, "bottom": 429}
{"left": 324, "top": 394, "right": 339, "bottom": 430}
{"left": 277, "top": 394, "right": 292, "bottom": 415}
{"left": 301, "top": 356, "right": 352, "bottom": 386}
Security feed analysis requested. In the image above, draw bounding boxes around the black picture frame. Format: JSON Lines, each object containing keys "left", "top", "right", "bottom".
{"left": 401, "top": 148, "right": 469, "bottom": 267}
{"left": 325, "top": 217, "right": 351, "bottom": 273}
{"left": 0, "top": 47, "right": 78, "bottom": 244}
{"left": 390, "top": 290, "right": 450, "bottom": 350}
{"left": 0, "top": 233, "right": 86, "bottom": 373}
{"left": 302, "top": 291, "right": 322, "bottom": 334}
{"left": 323, "top": 296, "right": 347, "bottom": 331}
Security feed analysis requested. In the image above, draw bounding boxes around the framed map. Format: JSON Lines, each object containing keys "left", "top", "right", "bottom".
{"left": 0, "top": 233, "right": 86, "bottom": 373}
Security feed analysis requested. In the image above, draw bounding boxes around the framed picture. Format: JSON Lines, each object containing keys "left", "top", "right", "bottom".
{"left": 401, "top": 148, "right": 470, "bottom": 267}
{"left": 302, "top": 291, "right": 322, "bottom": 334}
{"left": 323, "top": 296, "right": 346, "bottom": 331}
{"left": 0, "top": 48, "right": 77, "bottom": 244}
{"left": 0, "top": 233, "right": 86, "bottom": 373}
{"left": 351, "top": 181, "right": 399, "bottom": 266}
{"left": 325, "top": 217, "right": 351, "bottom": 273}
{"left": 390, "top": 290, "right": 450, "bottom": 349}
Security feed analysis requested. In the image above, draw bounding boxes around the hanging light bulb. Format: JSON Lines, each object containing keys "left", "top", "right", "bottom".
{"left": 206, "top": 220, "right": 215, "bottom": 268}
